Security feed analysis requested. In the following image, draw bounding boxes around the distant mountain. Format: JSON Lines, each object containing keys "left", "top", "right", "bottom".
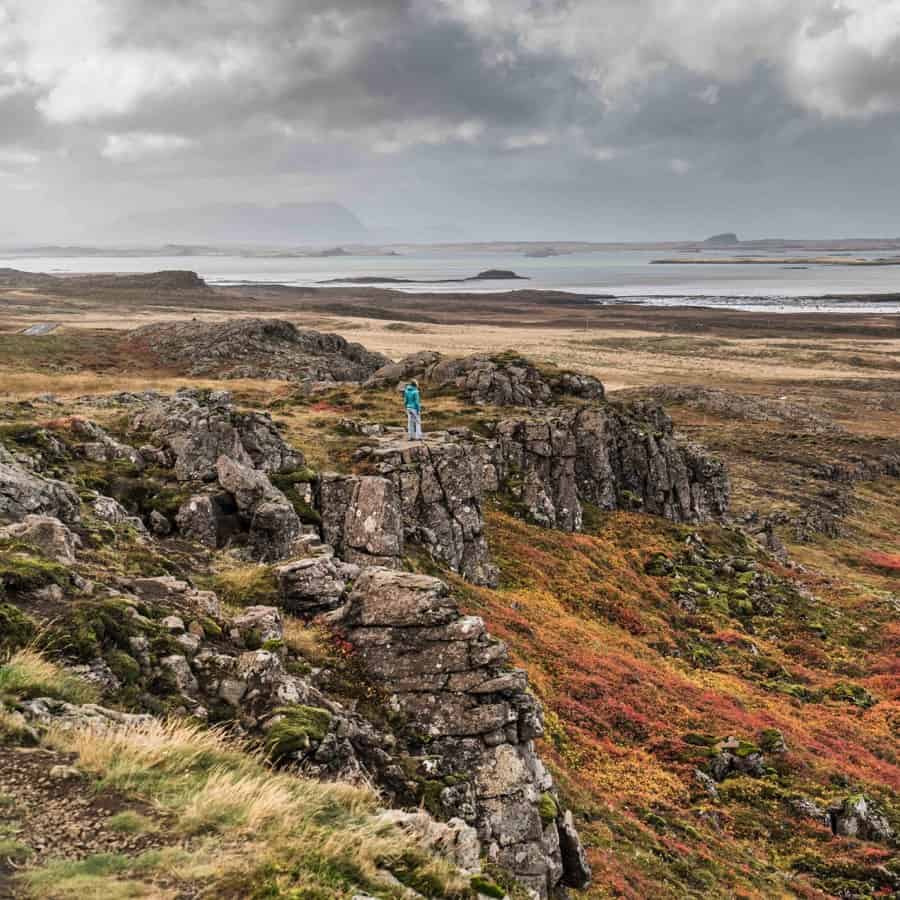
{"left": 116, "top": 202, "right": 368, "bottom": 244}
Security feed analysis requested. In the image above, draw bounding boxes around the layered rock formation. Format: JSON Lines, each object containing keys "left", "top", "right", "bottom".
{"left": 341, "top": 433, "right": 499, "bottom": 586}
{"left": 125, "top": 318, "right": 388, "bottom": 382}
{"left": 330, "top": 567, "right": 591, "bottom": 897}
{"left": 494, "top": 403, "right": 730, "bottom": 528}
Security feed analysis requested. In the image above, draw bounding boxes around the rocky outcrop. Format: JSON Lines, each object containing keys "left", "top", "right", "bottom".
{"left": 131, "top": 389, "right": 304, "bottom": 482}
{"left": 318, "top": 474, "right": 404, "bottom": 569}
{"left": 338, "top": 411, "right": 726, "bottom": 585}
{"left": 68, "top": 418, "right": 145, "bottom": 468}
{"left": 216, "top": 456, "right": 302, "bottom": 561}
{"left": 0, "top": 446, "right": 80, "bottom": 525}
{"left": 332, "top": 567, "right": 591, "bottom": 897}
{"left": 367, "top": 351, "right": 604, "bottom": 408}
{"left": 125, "top": 319, "right": 388, "bottom": 382}
{"left": 352, "top": 434, "right": 499, "bottom": 586}
{"left": 828, "top": 796, "right": 895, "bottom": 843}
{"left": 275, "top": 555, "right": 360, "bottom": 616}
{"left": 494, "top": 403, "right": 729, "bottom": 527}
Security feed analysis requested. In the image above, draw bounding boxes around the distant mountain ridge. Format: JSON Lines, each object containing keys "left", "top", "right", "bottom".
{"left": 116, "top": 202, "right": 368, "bottom": 244}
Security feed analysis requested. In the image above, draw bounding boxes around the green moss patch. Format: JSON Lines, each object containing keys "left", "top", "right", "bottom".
{"left": 265, "top": 705, "right": 333, "bottom": 760}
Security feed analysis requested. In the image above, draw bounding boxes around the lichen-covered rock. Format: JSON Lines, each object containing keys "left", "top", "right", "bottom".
{"left": 91, "top": 495, "right": 147, "bottom": 533}
{"left": 175, "top": 493, "right": 237, "bottom": 548}
{"left": 318, "top": 473, "right": 404, "bottom": 568}
{"left": 376, "top": 809, "right": 481, "bottom": 874}
{"left": 0, "top": 446, "right": 80, "bottom": 525}
{"left": 19, "top": 697, "right": 153, "bottom": 731}
{"left": 131, "top": 389, "right": 304, "bottom": 482}
{"left": 367, "top": 351, "right": 605, "bottom": 408}
{"left": 352, "top": 435, "right": 499, "bottom": 586}
{"left": 828, "top": 795, "right": 895, "bottom": 843}
{"left": 68, "top": 417, "right": 144, "bottom": 468}
{"left": 707, "top": 737, "right": 767, "bottom": 782}
{"left": 275, "top": 556, "right": 360, "bottom": 615}
{"left": 337, "top": 567, "right": 590, "bottom": 897}
{"left": 494, "top": 403, "right": 729, "bottom": 527}
{"left": 0, "top": 514, "right": 79, "bottom": 562}
{"left": 230, "top": 605, "right": 283, "bottom": 647}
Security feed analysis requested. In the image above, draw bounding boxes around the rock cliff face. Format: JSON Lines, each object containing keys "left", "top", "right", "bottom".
{"left": 318, "top": 473, "right": 404, "bottom": 568}
{"left": 125, "top": 318, "right": 389, "bottom": 382}
{"left": 348, "top": 433, "right": 499, "bottom": 586}
{"left": 494, "top": 402, "right": 730, "bottom": 529}
{"left": 339, "top": 406, "right": 728, "bottom": 583}
{"left": 332, "top": 567, "right": 592, "bottom": 897}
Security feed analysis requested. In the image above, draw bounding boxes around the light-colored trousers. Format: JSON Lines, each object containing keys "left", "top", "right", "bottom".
{"left": 406, "top": 408, "right": 422, "bottom": 439}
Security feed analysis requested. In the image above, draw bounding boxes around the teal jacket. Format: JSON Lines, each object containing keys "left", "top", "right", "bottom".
{"left": 404, "top": 384, "right": 421, "bottom": 412}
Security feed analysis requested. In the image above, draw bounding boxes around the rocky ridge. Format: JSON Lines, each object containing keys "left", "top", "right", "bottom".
{"left": 124, "top": 318, "right": 389, "bottom": 382}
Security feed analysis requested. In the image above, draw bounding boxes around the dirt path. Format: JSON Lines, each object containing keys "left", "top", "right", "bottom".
{"left": 0, "top": 746, "right": 178, "bottom": 898}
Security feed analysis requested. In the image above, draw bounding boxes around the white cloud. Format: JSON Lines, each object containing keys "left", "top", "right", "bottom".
{"left": 101, "top": 132, "right": 192, "bottom": 162}
{"left": 503, "top": 132, "right": 553, "bottom": 150}
{"left": 0, "top": 148, "right": 39, "bottom": 166}
{"left": 371, "top": 119, "right": 485, "bottom": 154}
{"left": 669, "top": 158, "right": 692, "bottom": 175}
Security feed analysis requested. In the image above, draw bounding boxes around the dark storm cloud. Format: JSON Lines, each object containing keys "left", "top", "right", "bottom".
{"left": 4, "top": 0, "right": 900, "bottom": 240}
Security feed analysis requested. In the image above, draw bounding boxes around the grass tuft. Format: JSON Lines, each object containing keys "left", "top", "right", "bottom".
{"left": 0, "top": 649, "right": 99, "bottom": 705}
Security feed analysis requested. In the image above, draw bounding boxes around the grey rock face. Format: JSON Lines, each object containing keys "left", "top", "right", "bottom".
{"left": 131, "top": 389, "right": 304, "bottom": 482}
{"left": 367, "top": 351, "right": 605, "bottom": 409}
{"left": 494, "top": 403, "right": 729, "bottom": 527}
{"left": 318, "top": 474, "right": 404, "bottom": 569}
{"left": 351, "top": 435, "right": 499, "bottom": 587}
{"left": 68, "top": 417, "right": 144, "bottom": 468}
{"left": 337, "top": 567, "right": 590, "bottom": 897}
{"left": 0, "top": 514, "right": 79, "bottom": 562}
{"left": 828, "top": 796, "right": 895, "bottom": 843}
{"left": 216, "top": 456, "right": 301, "bottom": 561}
{"left": 175, "top": 493, "right": 236, "bottom": 548}
{"left": 0, "top": 446, "right": 81, "bottom": 525}
{"left": 126, "top": 318, "right": 389, "bottom": 382}
{"left": 275, "top": 556, "right": 360, "bottom": 615}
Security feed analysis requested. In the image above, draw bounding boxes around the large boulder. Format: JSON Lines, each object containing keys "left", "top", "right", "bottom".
{"left": 0, "top": 447, "right": 80, "bottom": 525}
{"left": 0, "top": 514, "right": 79, "bottom": 563}
{"left": 275, "top": 556, "right": 360, "bottom": 615}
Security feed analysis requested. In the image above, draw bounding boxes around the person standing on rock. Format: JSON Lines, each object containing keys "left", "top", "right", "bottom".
{"left": 404, "top": 379, "right": 423, "bottom": 440}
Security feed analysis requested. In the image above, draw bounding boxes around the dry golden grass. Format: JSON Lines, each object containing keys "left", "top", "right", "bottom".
{"left": 0, "top": 648, "right": 99, "bottom": 705}
{"left": 282, "top": 616, "right": 333, "bottom": 667}
{"left": 37, "top": 716, "right": 470, "bottom": 898}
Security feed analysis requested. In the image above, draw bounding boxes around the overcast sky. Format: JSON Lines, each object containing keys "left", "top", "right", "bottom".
{"left": 3, "top": 0, "right": 900, "bottom": 242}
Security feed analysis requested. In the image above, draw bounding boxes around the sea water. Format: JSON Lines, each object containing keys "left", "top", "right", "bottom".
{"left": 4, "top": 248, "right": 900, "bottom": 313}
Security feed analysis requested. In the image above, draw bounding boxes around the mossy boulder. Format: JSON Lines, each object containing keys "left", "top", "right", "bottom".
{"left": 265, "top": 705, "right": 333, "bottom": 760}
